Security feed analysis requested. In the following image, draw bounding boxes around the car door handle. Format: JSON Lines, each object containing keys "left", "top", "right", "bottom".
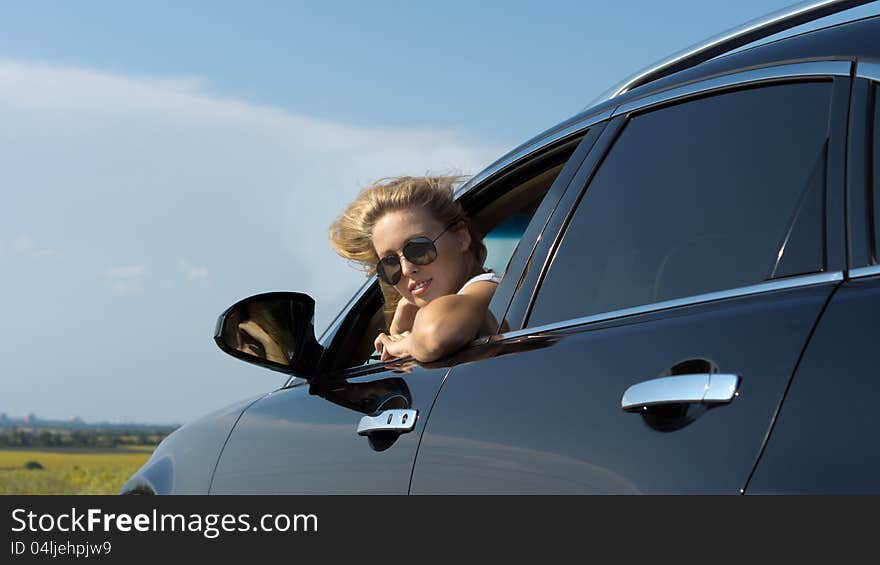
{"left": 357, "top": 409, "right": 418, "bottom": 436}
{"left": 621, "top": 373, "right": 740, "bottom": 412}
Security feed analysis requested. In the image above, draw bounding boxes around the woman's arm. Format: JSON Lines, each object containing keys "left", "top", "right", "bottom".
{"left": 374, "top": 281, "right": 497, "bottom": 363}
{"left": 389, "top": 297, "right": 419, "bottom": 335}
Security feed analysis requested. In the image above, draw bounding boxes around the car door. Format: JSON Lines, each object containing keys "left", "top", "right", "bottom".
{"left": 208, "top": 124, "right": 603, "bottom": 494}
{"left": 746, "top": 67, "right": 880, "bottom": 493}
{"left": 411, "top": 63, "right": 851, "bottom": 493}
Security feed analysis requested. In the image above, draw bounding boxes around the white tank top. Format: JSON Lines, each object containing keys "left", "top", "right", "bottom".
{"left": 458, "top": 271, "right": 502, "bottom": 294}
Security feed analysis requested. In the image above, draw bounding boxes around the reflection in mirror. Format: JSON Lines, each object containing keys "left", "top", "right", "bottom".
{"left": 311, "top": 377, "right": 412, "bottom": 416}
{"left": 222, "top": 299, "right": 298, "bottom": 365}
{"left": 215, "top": 292, "right": 323, "bottom": 377}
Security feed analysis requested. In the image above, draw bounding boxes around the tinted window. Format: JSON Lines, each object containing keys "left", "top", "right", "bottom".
{"left": 530, "top": 82, "right": 832, "bottom": 326}
{"left": 874, "top": 84, "right": 879, "bottom": 263}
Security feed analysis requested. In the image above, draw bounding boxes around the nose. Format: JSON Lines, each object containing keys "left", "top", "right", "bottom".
{"left": 400, "top": 256, "right": 419, "bottom": 279}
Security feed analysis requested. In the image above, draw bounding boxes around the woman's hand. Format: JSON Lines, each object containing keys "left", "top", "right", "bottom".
{"left": 374, "top": 331, "right": 412, "bottom": 362}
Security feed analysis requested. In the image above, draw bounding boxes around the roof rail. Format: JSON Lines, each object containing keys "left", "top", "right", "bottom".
{"left": 588, "top": 0, "right": 875, "bottom": 107}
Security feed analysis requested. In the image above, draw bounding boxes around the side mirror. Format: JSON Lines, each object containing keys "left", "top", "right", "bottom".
{"left": 214, "top": 292, "right": 324, "bottom": 379}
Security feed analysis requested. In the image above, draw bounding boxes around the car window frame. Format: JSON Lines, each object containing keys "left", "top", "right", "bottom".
{"left": 850, "top": 61, "right": 880, "bottom": 274}
{"left": 873, "top": 78, "right": 880, "bottom": 268}
{"left": 284, "top": 118, "right": 610, "bottom": 386}
{"left": 506, "top": 60, "right": 852, "bottom": 335}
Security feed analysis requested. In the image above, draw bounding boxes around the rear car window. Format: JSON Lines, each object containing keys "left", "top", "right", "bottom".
{"left": 873, "top": 83, "right": 880, "bottom": 262}
{"left": 529, "top": 81, "right": 833, "bottom": 327}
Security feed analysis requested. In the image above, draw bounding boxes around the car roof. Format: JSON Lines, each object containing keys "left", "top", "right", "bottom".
{"left": 460, "top": 10, "right": 879, "bottom": 199}
{"left": 622, "top": 13, "right": 880, "bottom": 102}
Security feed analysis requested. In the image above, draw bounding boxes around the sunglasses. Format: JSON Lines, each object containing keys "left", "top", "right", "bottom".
{"left": 376, "top": 221, "right": 459, "bottom": 285}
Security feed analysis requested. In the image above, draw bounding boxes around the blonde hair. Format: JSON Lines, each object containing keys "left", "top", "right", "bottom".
{"left": 329, "top": 175, "right": 487, "bottom": 325}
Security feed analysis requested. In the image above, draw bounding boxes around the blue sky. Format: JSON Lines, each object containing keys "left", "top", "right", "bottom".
{"left": 1, "top": 1, "right": 873, "bottom": 425}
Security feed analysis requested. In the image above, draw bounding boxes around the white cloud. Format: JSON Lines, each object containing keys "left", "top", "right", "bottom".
{"left": 106, "top": 264, "right": 147, "bottom": 295}
{"left": 0, "top": 59, "right": 505, "bottom": 329}
{"left": 0, "top": 59, "right": 502, "bottom": 164}
{"left": 6, "top": 233, "right": 57, "bottom": 258}
{"left": 179, "top": 259, "right": 208, "bottom": 282}
{"left": 186, "top": 266, "right": 208, "bottom": 281}
{"left": 0, "top": 59, "right": 509, "bottom": 424}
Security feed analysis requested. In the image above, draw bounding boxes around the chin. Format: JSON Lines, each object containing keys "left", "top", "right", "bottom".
{"left": 420, "top": 286, "right": 451, "bottom": 304}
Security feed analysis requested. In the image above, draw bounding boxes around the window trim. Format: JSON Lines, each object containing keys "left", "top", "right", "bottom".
{"left": 613, "top": 59, "right": 852, "bottom": 117}
{"left": 318, "top": 276, "right": 377, "bottom": 345}
{"left": 850, "top": 265, "right": 880, "bottom": 278}
{"left": 856, "top": 61, "right": 880, "bottom": 82}
{"left": 503, "top": 271, "right": 843, "bottom": 339}
{"left": 454, "top": 107, "right": 615, "bottom": 200}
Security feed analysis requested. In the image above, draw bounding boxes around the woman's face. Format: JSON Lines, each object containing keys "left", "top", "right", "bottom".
{"left": 372, "top": 207, "right": 471, "bottom": 307}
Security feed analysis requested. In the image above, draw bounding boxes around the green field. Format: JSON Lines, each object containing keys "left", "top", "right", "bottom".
{"left": 0, "top": 447, "right": 155, "bottom": 494}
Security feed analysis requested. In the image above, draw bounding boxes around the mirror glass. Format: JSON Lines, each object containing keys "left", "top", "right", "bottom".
{"left": 215, "top": 292, "right": 321, "bottom": 374}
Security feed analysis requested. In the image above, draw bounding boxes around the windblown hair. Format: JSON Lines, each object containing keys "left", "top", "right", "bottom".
{"left": 328, "top": 175, "right": 487, "bottom": 325}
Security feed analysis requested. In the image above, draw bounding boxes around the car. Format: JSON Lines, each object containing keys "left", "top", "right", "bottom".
{"left": 121, "top": 0, "right": 880, "bottom": 494}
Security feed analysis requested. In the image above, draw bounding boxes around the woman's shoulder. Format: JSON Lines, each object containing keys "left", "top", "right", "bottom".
{"left": 458, "top": 271, "right": 502, "bottom": 294}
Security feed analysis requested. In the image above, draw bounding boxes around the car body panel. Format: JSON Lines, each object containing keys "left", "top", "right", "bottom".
{"left": 119, "top": 393, "right": 267, "bottom": 494}
{"left": 618, "top": 15, "right": 880, "bottom": 107}
{"left": 210, "top": 366, "right": 449, "bottom": 494}
{"left": 746, "top": 276, "right": 880, "bottom": 493}
{"left": 411, "top": 282, "right": 837, "bottom": 493}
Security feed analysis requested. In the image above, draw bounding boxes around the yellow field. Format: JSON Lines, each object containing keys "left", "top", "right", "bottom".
{"left": 0, "top": 447, "right": 155, "bottom": 495}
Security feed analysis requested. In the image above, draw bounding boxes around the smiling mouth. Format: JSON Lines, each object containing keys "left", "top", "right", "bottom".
{"left": 410, "top": 279, "right": 432, "bottom": 296}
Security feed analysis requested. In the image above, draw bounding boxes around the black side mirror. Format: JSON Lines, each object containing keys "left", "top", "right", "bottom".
{"left": 214, "top": 292, "right": 324, "bottom": 379}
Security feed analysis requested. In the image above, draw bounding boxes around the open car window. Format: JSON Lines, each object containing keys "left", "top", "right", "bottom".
{"left": 320, "top": 138, "right": 585, "bottom": 373}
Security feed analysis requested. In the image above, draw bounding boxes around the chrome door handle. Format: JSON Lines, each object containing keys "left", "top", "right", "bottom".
{"left": 357, "top": 409, "right": 418, "bottom": 436}
{"left": 621, "top": 373, "right": 740, "bottom": 412}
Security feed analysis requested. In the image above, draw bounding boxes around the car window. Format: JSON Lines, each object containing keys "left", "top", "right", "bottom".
{"left": 482, "top": 214, "right": 532, "bottom": 275}
{"left": 322, "top": 139, "right": 585, "bottom": 371}
{"left": 529, "top": 82, "right": 833, "bottom": 327}
{"left": 873, "top": 83, "right": 879, "bottom": 262}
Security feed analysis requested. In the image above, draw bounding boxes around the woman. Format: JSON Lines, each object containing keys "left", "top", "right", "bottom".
{"left": 329, "top": 176, "right": 500, "bottom": 363}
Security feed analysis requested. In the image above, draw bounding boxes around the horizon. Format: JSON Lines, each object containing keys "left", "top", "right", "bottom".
{"left": 0, "top": 412, "right": 182, "bottom": 428}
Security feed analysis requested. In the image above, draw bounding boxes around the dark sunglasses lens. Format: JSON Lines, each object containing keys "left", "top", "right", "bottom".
{"left": 403, "top": 239, "right": 437, "bottom": 265}
{"left": 377, "top": 256, "right": 402, "bottom": 285}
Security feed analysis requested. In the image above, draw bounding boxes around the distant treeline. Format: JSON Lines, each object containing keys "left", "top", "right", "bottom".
{"left": 0, "top": 427, "right": 176, "bottom": 449}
